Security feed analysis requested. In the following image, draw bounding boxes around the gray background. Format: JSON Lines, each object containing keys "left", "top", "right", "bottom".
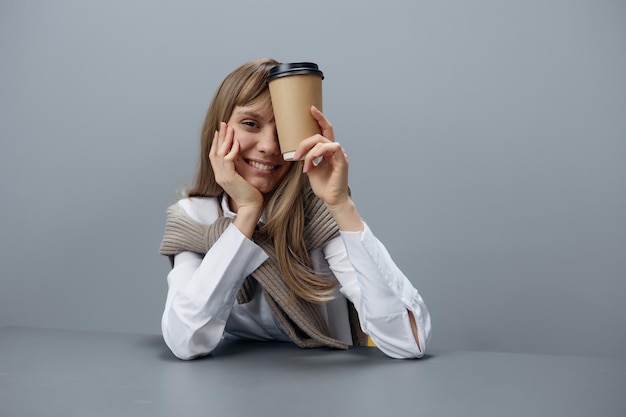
{"left": 1, "top": 0, "right": 624, "bottom": 359}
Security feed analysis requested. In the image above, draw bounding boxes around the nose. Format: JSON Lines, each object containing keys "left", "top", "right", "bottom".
{"left": 257, "top": 127, "right": 280, "bottom": 155}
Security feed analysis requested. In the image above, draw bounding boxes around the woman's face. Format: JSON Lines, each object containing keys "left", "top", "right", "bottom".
{"left": 226, "top": 100, "right": 292, "bottom": 195}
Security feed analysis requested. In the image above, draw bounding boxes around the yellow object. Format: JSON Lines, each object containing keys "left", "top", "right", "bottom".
{"left": 366, "top": 336, "right": 376, "bottom": 347}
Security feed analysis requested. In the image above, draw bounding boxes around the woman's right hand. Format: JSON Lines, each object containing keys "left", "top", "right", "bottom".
{"left": 209, "top": 122, "right": 263, "bottom": 237}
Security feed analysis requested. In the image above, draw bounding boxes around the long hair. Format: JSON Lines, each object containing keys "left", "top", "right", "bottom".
{"left": 187, "top": 58, "right": 337, "bottom": 303}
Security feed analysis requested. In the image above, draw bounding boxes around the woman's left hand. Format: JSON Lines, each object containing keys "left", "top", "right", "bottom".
{"left": 294, "top": 106, "right": 351, "bottom": 209}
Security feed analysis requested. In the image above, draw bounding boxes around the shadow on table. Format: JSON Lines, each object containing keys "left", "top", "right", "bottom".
{"left": 136, "top": 333, "right": 434, "bottom": 366}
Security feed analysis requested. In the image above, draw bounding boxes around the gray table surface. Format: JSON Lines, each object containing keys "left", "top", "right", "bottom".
{"left": 1, "top": 326, "right": 625, "bottom": 417}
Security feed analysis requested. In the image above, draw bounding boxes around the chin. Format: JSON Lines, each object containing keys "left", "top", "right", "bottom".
{"left": 250, "top": 181, "right": 277, "bottom": 195}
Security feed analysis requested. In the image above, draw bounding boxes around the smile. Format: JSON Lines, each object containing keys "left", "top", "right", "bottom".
{"left": 247, "top": 160, "right": 277, "bottom": 172}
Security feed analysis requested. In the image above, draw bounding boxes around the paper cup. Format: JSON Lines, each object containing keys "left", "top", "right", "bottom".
{"left": 267, "top": 62, "right": 324, "bottom": 161}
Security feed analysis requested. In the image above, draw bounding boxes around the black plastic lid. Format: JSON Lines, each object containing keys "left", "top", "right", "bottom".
{"left": 267, "top": 62, "right": 324, "bottom": 81}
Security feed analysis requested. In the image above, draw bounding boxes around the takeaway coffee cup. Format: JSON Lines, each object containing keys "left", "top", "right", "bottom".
{"left": 267, "top": 62, "right": 324, "bottom": 160}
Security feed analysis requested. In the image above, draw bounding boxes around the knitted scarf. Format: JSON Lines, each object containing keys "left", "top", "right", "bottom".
{"left": 159, "top": 191, "right": 368, "bottom": 349}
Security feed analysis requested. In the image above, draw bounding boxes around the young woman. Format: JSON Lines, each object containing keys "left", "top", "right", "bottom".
{"left": 160, "top": 58, "right": 431, "bottom": 360}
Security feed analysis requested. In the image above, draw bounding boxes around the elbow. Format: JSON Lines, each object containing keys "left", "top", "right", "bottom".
{"left": 171, "top": 347, "right": 209, "bottom": 361}
{"left": 162, "top": 327, "right": 220, "bottom": 361}
{"left": 366, "top": 309, "right": 431, "bottom": 359}
{"left": 407, "top": 308, "right": 430, "bottom": 359}
{"left": 168, "top": 344, "right": 202, "bottom": 361}
{"left": 161, "top": 312, "right": 222, "bottom": 360}
{"left": 376, "top": 339, "right": 427, "bottom": 360}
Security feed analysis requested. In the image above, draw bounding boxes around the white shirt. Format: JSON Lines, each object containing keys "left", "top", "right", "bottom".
{"left": 161, "top": 196, "right": 431, "bottom": 360}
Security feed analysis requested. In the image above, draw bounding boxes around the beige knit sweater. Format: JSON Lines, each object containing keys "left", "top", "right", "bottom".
{"left": 159, "top": 191, "right": 368, "bottom": 349}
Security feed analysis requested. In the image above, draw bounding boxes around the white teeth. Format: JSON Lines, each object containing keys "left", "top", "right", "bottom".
{"left": 249, "top": 161, "right": 275, "bottom": 171}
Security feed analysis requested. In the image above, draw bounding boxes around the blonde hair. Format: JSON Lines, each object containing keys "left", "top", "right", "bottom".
{"left": 187, "top": 58, "right": 337, "bottom": 303}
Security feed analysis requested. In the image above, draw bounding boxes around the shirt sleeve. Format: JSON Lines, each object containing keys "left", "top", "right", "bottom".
{"left": 161, "top": 223, "right": 268, "bottom": 360}
{"left": 324, "top": 223, "right": 432, "bottom": 359}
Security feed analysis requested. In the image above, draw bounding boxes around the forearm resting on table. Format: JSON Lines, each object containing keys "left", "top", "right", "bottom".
{"left": 330, "top": 199, "right": 424, "bottom": 354}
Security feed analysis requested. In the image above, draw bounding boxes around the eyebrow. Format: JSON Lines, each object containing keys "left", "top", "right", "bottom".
{"left": 235, "top": 110, "right": 274, "bottom": 123}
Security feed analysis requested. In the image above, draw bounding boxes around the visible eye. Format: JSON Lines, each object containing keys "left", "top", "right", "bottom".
{"left": 241, "top": 120, "right": 259, "bottom": 130}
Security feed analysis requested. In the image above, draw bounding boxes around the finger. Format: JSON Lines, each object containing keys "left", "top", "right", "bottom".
{"left": 218, "top": 124, "right": 234, "bottom": 156}
{"left": 311, "top": 106, "right": 334, "bottom": 141}
{"left": 214, "top": 122, "right": 226, "bottom": 154}
{"left": 293, "top": 134, "right": 331, "bottom": 160}
{"left": 210, "top": 130, "right": 219, "bottom": 157}
{"left": 302, "top": 142, "right": 323, "bottom": 173}
{"left": 303, "top": 142, "right": 341, "bottom": 172}
{"left": 224, "top": 138, "right": 240, "bottom": 161}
